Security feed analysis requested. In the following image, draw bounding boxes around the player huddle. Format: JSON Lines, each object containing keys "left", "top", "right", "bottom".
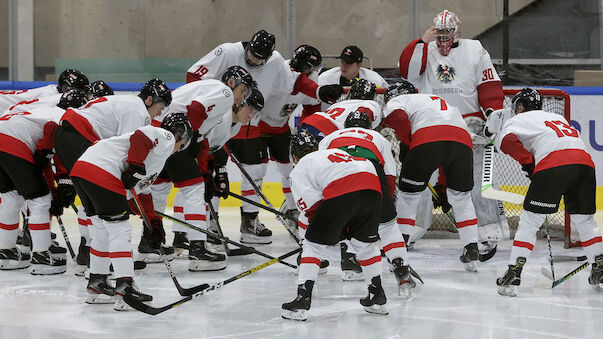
{"left": 0, "top": 9, "right": 602, "bottom": 321}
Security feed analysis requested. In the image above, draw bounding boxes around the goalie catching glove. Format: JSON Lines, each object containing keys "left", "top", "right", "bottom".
{"left": 483, "top": 108, "right": 512, "bottom": 138}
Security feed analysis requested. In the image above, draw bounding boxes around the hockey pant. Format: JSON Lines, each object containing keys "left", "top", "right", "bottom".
{"left": 89, "top": 215, "right": 134, "bottom": 278}
{"left": 298, "top": 238, "right": 382, "bottom": 286}
{"left": 398, "top": 188, "right": 478, "bottom": 246}
{"left": 510, "top": 211, "right": 603, "bottom": 264}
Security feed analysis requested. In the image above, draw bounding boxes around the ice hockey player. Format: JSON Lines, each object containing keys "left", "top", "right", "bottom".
{"left": 318, "top": 110, "right": 416, "bottom": 296}
{"left": 0, "top": 90, "right": 88, "bottom": 274}
{"left": 150, "top": 66, "right": 255, "bottom": 271}
{"left": 282, "top": 132, "right": 388, "bottom": 321}
{"left": 54, "top": 79, "right": 172, "bottom": 273}
{"left": 86, "top": 80, "right": 114, "bottom": 100}
{"left": 0, "top": 69, "right": 89, "bottom": 113}
{"left": 488, "top": 88, "right": 603, "bottom": 296}
{"left": 72, "top": 113, "right": 192, "bottom": 310}
{"left": 299, "top": 79, "right": 382, "bottom": 140}
{"left": 186, "top": 30, "right": 343, "bottom": 244}
{"left": 399, "top": 10, "right": 506, "bottom": 256}
{"left": 383, "top": 81, "right": 480, "bottom": 272}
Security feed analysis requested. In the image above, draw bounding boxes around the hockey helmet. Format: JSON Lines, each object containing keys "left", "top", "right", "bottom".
{"left": 290, "top": 45, "right": 322, "bottom": 74}
{"left": 222, "top": 66, "right": 255, "bottom": 98}
{"left": 57, "top": 89, "right": 88, "bottom": 110}
{"left": 160, "top": 113, "right": 194, "bottom": 151}
{"left": 87, "top": 80, "right": 114, "bottom": 100}
{"left": 139, "top": 78, "right": 172, "bottom": 106}
{"left": 511, "top": 88, "right": 543, "bottom": 114}
{"left": 384, "top": 80, "right": 418, "bottom": 103}
{"left": 433, "top": 10, "right": 461, "bottom": 56}
{"left": 344, "top": 110, "right": 372, "bottom": 129}
{"left": 58, "top": 69, "right": 89, "bottom": 93}
{"left": 290, "top": 131, "right": 318, "bottom": 163}
{"left": 349, "top": 79, "right": 377, "bottom": 100}
{"left": 245, "top": 30, "right": 276, "bottom": 67}
{"left": 243, "top": 86, "right": 264, "bottom": 111}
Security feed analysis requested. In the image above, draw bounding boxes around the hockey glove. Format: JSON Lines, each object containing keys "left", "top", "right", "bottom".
{"left": 56, "top": 176, "right": 76, "bottom": 207}
{"left": 213, "top": 167, "right": 229, "bottom": 199}
{"left": 432, "top": 183, "right": 452, "bottom": 213}
{"left": 33, "top": 149, "right": 54, "bottom": 170}
{"left": 521, "top": 163, "right": 534, "bottom": 180}
{"left": 121, "top": 164, "right": 146, "bottom": 190}
{"left": 49, "top": 191, "right": 64, "bottom": 217}
{"left": 318, "top": 84, "right": 344, "bottom": 104}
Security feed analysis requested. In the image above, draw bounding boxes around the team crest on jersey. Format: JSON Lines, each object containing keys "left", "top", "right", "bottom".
{"left": 145, "top": 117, "right": 151, "bottom": 125}
{"left": 223, "top": 89, "right": 231, "bottom": 97}
{"left": 436, "top": 64, "right": 456, "bottom": 83}
{"left": 215, "top": 47, "right": 223, "bottom": 56}
{"left": 164, "top": 131, "right": 172, "bottom": 140}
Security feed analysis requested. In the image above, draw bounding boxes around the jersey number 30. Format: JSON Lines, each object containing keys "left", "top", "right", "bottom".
{"left": 545, "top": 120, "right": 578, "bottom": 138}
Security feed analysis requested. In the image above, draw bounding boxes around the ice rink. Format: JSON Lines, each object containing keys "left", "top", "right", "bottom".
{"left": 0, "top": 207, "right": 601, "bottom": 339}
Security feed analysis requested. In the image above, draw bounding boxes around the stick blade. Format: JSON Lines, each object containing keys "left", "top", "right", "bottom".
{"left": 123, "top": 293, "right": 172, "bottom": 315}
{"left": 482, "top": 187, "right": 525, "bottom": 205}
{"left": 180, "top": 283, "right": 210, "bottom": 296}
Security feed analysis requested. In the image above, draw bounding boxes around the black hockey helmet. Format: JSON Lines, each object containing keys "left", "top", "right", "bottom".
{"left": 349, "top": 79, "right": 377, "bottom": 100}
{"left": 344, "top": 110, "right": 372, "bottom": 129}
{"left": 160, "top": 113, "right": 194, "bottom": 151}
{"left": 139, "top": 78, "right": 172, "bottom": 106}
{"left": 86, "top": 80, "right": 114, "bottom": 100}
{"left": 57, "top": 89, "right": 88, "bottom": 110}
{"left": 384, "top": 80, "right": 418, "bottom": 103}
{"left": 245, "top": 30, "right": 276, "bottom": 66}
{"left": 58, "top": 69, "right": 89, "bottom": 93}
{"left": 511, "top": 88, "right": 542, "bottom": 114}
{"left": 290, "top": 131, "right": 318, "bottom": 162}
{"left": 222, "top": 66, "right": 255, "bottom": 96}
{"left": 290, "top": 45, "right": 322, "bottom": 74}
{"left": 243, "top": 86, "right": 264, "bottom": 111}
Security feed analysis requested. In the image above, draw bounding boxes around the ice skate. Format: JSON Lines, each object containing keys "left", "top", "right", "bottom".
{"left": 588, "top": 254, "right": 603, "bottom": 293}
{"left": 391, "top": 258, "right": 414, "bottom": 298}
{"left": 0, "top": 247, "right": 31, "bottom": 270}
{"left": 137, "top": 235, "right": 176, "bottom": 263}
{"left": 460, "top": 242, "right": 478, "bottom": 272}
{"left": 85, "top": 273, "right": 115, "bottom": 304}
{"left": 50, "top": 241, "right": 67, "bottom": 261}
{"left": 340, "top": 243, "right": 362, "bottom": 281}
{"left": 206, "top": 218, "right": 222, "bottom": 245}
{"left": 240, "top": 209, "right": 272, "bottom": 244}
{"left": 29, "top": 248, "right": 67, "bottom": 275}
{"left": 75, "top": 237, "right": 90, "bottom": 276}
{"left": 172, "top": 231, "right": 190, "bottom": 258}
{"left": 496, "top": 257, "right": 526, "bottom": 297}
{"left": 360, "top": 276, "right": 388, "bottom": 315}
{"left": 282, "top": 280, "right": 313, "bottom": 321}
{"left": 188, "top": 240, "right": 226, "bottom": 271}
{"left": 114, "top": 277, "right": 152, "bottom": 311}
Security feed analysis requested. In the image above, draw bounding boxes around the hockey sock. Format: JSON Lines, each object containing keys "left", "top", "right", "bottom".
{"left": 105, "top": 218, "right": 134, "bottom": 278}
{"left": 0, "top": 191, "right": 24, "bottom": 248}
{"left": 297, "top": 240, "right": 327, "bottom": 285}
{"left": 275, "top": 161, "right": 296, "bottom": 210}
{"left": 509, "top": 210, "right": 544, "bottom": 265}
{"left": 378, "top": 219, "right": 408, "bottom": 263}
{"left": 571, "top": 214, "right": 603, "bottom": 263}
{"left": 172, "top": 190, "right": 187, "bottom": 233}
{"left": 77, "top": 208, "right": 91, "bottom": 246}
{"left": 89, "top": 216, "right": 111, "bottom": 275}
{"left": 180, "top": 184, "right": 207, "bottom": 241}
{"left": 352, "top": 238, "right": 382, "bottom": 286}
{"left": 447, "top": 189, "right": 478, "bottom": 245}
{"left": 297, "top": 213, "right": 308, "bottom": 240}
{"left": 240, "top": 163, "right": 265, "bottom": 214}
{"left": 396, "top": 190, "right": 422, "bottom": 237}
{"left": 28, "top": 194, "right": 52, "bottom": 252}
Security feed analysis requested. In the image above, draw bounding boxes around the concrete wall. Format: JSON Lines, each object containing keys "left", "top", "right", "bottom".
{"left": 1, "top": 0, "right": 534, "bottom": 69}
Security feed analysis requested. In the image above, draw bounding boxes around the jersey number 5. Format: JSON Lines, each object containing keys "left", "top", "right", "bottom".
{"left": 545, "top": 120, "right": 578, "bottom": 138}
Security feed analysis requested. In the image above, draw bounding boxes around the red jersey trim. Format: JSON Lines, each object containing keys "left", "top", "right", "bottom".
{"left": 291, "top": 73, "right": 318, "bottom": 98}
{"left": 0, "top": 133, "right": 34, "bottom": 163}
{"left": 399, "top": 39, "right": 424, "bottom": 78}
{"left": 173, "top": 177, "right": 204, "bottom": 188}
{"left": 300, "top": 115, "right": 338, "bottom": 136}
{"left": 500, "top": 133, "right": 534, "bottom": 165}
{"left": 259, "top": 120, "right": 289, "bottom": 135}
{"left": 127, "top": 130, "right": 154, "bottom": 167}
{"left": 232, "top": 124, "right": 261, "bottom": 139}
{"left": 186, "top": 101, "right": 208, "bottom": 131}
{"left": 70, "top": 161, "right": 126, "bottom": 196}
{"left": 61, "top": 109, "right": 101, "bottom": 143}
{"left": 323, "top": 172, "right": 381, "bottom": 200}
{"left": 477, "top": 81, "right": 504, "bottom": 111}
{"left": 410, "top": 125, "right": 472, "bottom": 149}
{"left": 326, "top": 137, "right": 385, "bottom": 165}
{"left": 535, "top": 149, "right": 595, "bottom": 173}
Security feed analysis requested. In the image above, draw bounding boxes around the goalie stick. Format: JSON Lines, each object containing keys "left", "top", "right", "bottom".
{"left": 123, "top": 246, "right": 302, "bottom": 315}
{"left": 207, "top": 200, "right": 253, "bottom": 256}
{"left": 156, "top": 211, "right": 297, "bottom": 269}
{"left": 481, "top": 145, "right": 525, "bottom": 205}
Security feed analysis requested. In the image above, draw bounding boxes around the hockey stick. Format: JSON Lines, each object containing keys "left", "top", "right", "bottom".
{"left": 427, "top": 183, "right": 496, "bottom": 262}
{"left": 541, "top": 261, "right": 590, "bottom": 287}
{"left": 227, "top": 191, "right": 295, "bottom": 221}
{"left": 223, "top": 146, "right": 301, "bottom": 245}
{"left": 543, "top": 217, "right": 556, "bottom": 281}
{"left": 124, "top": 246, "right": 302, "bottom": 314}
{"left": 129, "top": 189, "right": 206, "bottom": 296}
{"left": 56, "top": 216, "right": 76, "bottom": 260}
{"left": 156, "top": 211, "right": 297, "bottom": 269}
{"left": 481, "top": 145, "right": 525, "bottom": 205}
{"left": 207, "top": 200, "right": 253, "bottom": 256}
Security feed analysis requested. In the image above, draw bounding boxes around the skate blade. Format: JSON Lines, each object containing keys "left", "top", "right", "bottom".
{"left": 240, "top": 234, "right": 272, "bottom": 245}
{"left": 398, "top": 283, "right": 412, "bottom": 299}
{"left": 188, "top": 260, "right": 227, "bottom": 272}
{"left": 363, "top": 304, "right": 388, "bottom": 315}
{"left": 74, "top": 265, "right": 88, "bottom": 276}
{"left": 318, "top": 267, "right": 328, "bottom": 275}
{"left": 497, "top": 285, "right": 518, "bottom": 297}
{"left": 342, "top": 271, "right": 364, "bottom": 281}
{"left": 0, "top": 259, "right": 31, "bottom": 270}
{"left": 29, "top": 265, "right": 66, "bottom": 275}
{"left": 85, "top": 294, "right": 115, "bottom": 304}
{"left": 281, "top": 309, "right": 307, "bottom": 321}
{"left": 113, "top": 299, "right": 133, "bottom": 311}
{"left": 591, "top": 283, "right": 603, "bottom": 293}
{"left": 463, "top": 261, "right": 478, "bottom": 272}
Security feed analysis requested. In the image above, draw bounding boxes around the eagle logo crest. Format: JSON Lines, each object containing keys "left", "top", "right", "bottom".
{"left": 436, "top": 65, "right": 456, "bottom": 83}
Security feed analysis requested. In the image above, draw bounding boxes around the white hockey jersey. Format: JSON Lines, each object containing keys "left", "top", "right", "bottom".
{"left": 0, "top": 85, "right": 60, "bottom": 114}
{"left": 70, "top": 126, "right": 175, "bottom": 196}
{"left": 399, "top": 39, "right": 501, "bottom": 116}
{"left": 301, "top": 99, "right": 382, "bottom": 137}
{"left": 496, "top": 110, "right": 594, "bottom": 173}
{"left": 383, "top": 93, "right": 471, "bottom": 149}
{"left": 161, "top": 80, "right": 234, "bottom": 140}
{"left": 60, "top": 95, "right": 151, "bottom": 142}
{"left": 0, "top": 106, "right": 64, "bottom": 163}
{"left": 318, "top": 67, "right": 388, "bottom": 111}
{"left": 2, "top": 93, "right": 63, "bottom": 115}
{"left": 289, "top": 149, "right": 381, "bottom": 214}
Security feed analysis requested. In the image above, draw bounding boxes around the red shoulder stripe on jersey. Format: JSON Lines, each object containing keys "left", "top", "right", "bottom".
{"left": 399, "top": 39, "right": 425, "bottom": 78}
{"left": 127, "top": 130, "right": 155, "bottom": 167}
{"left": 61, "top": 109, "right": 101, "bottom": 143}
{"left": 500, "top": 133, "right": 534, "bottom": 166}
{"left": 292, "top": 73, "right": 318, "bottom": 98}
{"left": 534, "top": 149, "right": 595, "bottom": 173}
{"left": 70, "top": 161, "right": 126, "bottom": 196}
{"left": 477, "top": 81, "right": 504, "bottom": 111}
{"left": 259, "top": 120, "right": 289, "bottom": 135}
{"left": 186, "top": 101, "right": 208, "bottom": 131}
{"left": 326, "top": 136, "right": 385, "bottom": 165}
{"left": 300, "top": 114, "right": 338, "bottom": 136}
{"left": 383, "top": 109, "right": 411, "bottom": 146}
{"left": 0, "top": 133, "right": 34, "bottom": 163}
{"left": 410, "top": 125, "right": 472, "bottom": 149}
{"left": 323, "top": 172, "right": 381, "bottom": 200}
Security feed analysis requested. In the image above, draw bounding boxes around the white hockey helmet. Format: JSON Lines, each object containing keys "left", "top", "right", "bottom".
{"left": 433, "top": 10, "right": 461, "bottom": 56}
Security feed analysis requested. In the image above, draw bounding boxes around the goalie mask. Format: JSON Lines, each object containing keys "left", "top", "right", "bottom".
{"left": 434, "top": 10, "right": 461, "bottom": 56}
{"left": 511, "top": 88, "right": 543, "bottom": 114}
